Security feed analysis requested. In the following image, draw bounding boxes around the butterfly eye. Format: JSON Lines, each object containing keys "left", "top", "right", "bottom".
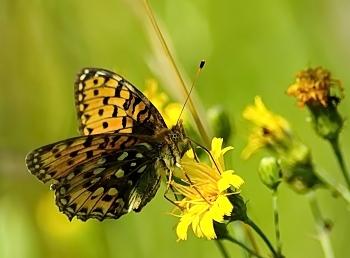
{"left": 171, "top": 133, "right": 179, "bottom": 142}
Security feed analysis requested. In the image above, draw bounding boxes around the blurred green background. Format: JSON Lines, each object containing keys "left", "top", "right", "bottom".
{"left": 1, "top": 0, "right": 350, "bottom": 257}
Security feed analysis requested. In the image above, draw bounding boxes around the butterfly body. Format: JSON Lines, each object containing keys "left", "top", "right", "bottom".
{"left": 26, "top": 68, "right": 187, "bottom": 221}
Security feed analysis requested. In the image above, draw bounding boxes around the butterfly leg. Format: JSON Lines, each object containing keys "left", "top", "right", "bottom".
{"left": 187, "top": 138, "right": 221, "bottom": 174}
{"left": 188, "top": 141, "right": 200, "bottom": 162}
{"left": 175, "top": 163, "right": 210, "bottom": 205}
{"left": 163, "top": 169, "right": 182, "bottom": 209}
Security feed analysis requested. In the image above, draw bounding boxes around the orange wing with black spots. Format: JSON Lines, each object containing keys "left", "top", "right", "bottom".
{"left": 75, "top": 68, "right": 167, "bottom": 136}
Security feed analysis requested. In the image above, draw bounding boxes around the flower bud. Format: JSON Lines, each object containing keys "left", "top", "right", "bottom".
{"left": 307, "top": 98, "right": 343, "bottom": 141}
{"left": 227, "top": 194, "right": 248, "bottom": 223}
{"left": 258, "top": 157, "right": 281, "bottom": 191}
{"left": 287, "top": 66, "right": 345, "bottom": 141}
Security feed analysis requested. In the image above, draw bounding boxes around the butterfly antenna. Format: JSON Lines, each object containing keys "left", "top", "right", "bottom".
{"left": 176, "top": 60, "right": 205, "bottom": 125}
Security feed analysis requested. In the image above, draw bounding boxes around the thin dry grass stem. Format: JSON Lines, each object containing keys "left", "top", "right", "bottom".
{"left": 142, "top": 0, "right": 211, "bottom": 148}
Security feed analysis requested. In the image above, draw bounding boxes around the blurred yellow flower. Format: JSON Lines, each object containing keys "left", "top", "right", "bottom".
{"left": 242, "top": 96, "right": 291, "bottom": 158}
{"left": 143, "top": 79, "right": 169, "bottom": 110}
{"left": 143, "top": 79, "right": 185, "bottom": 126}
{"left": 171, "top": 138, "right": 244, "bottom": 241}
{"left": 286, "top": 66, "right": 344, "bottom": 109}
{"left": 36, "top": 192, "right": 83, "bottom": 238}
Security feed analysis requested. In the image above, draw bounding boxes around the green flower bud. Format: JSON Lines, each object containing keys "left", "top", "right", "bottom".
{"left": 280, "top": 160, "right": 323, "bottom": 194}
{"left": 258, "top": 157, "right": 281, "bottom": 191}
{"left": 227, "top": 194, "right": 248, "bottom": 223}
{"left": 307, "top": 98, "right": 343, "bottom": 141}
{"left": 213, "top": 221, "right": 230, "bottom": 240}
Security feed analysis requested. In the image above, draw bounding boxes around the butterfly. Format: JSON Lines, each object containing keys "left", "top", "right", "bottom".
{"left": 25, "top": 68, "right": 188, "bottom": 221}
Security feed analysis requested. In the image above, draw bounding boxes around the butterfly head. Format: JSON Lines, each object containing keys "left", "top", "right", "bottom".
{"left": 169, "top": 120, "right": 188, "bottom": 155}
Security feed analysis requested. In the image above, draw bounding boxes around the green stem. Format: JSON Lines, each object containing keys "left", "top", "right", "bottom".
{"left": 306, "top": 191, "right": 334, "bottom": 258}
{"left": 245, "top": 218, "right": 279, "bottom": 258}
{"left": 329, "top": 137, "right": 350, "bottom": 189}
{"left": 314, "top": 165, "right": 350, "bottom": 206}
{"left": 224, "top": 235, "right": 265, "bottom": 258}
{"left": 215, "top": 240, "right": 230, "bottom": 258}
{"left": 272, "top": 191, "right": 282, "bottom": 256}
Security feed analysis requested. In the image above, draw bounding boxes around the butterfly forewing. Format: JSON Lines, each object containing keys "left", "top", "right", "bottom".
{"left": 26, "top": 68, "right": 185, "bottom": 222}
{"left": 75, "top": 68, "right": 167, "bottom": 136}
{"left": 26, "top": 134, "right": 147, "bottom": 183}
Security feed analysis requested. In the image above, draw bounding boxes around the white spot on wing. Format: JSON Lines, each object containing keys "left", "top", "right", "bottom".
{"left": 115, "top": 169, "right": 124, "bottom": 178}
{"left": 118, "top": 152, "right": 128, "bottom": 161}
{"left": 92, "top": 187, "right": 104, "bottom": 197}
{"left": 97, "top": 158, "right": 106, "bottom": 165}
{"left": 113, "top": 75, "right": 122, "bottom": 81}
{"left": 93, "top": 167, "right": 105, "bottom": 175}
{"left": 139, "top": 143, "right": 152, "bottom": 150}
{"left": 95, "top": 71, "right": 106, "bottom": 77}
{"left": 136, "top": 153, "right": 143, "bottom": 158}
{"left": 90, "top": 177, "right": 101, "bottom": 184}
{"left": 80, "top": 74, "right": 86, "bottom": 81}
{"left": 138, "top": 165, "right": 147, "bottom": 173}
{"left": 67, "top": 207, "right": 75, "bottom": 213}
{"left": 108, "top": 188, "right": 118, "bottom": 196}
{"left": 67, "top": 172, "right": 75, "bottom": 180}
{"left": 60, "top": 198, "right": 67, "bottom": 205}
{"left": 59, "top": 187, "right": 66, "bottom": 195}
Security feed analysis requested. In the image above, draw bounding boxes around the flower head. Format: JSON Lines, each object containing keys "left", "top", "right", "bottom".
{"left": 287, "top": 66, "right": 345, "bottom": 141}
{"left": 286, "top": 66, "right": 344, "bottom": 109}
{"left": 243, "top": 96, "right": 323, "bottom": 193}
{"left": 170, "top": 138, "right": 244, "bottom": 241}
{"left": 242, "top": 96, "right": 292, "bottom": 158}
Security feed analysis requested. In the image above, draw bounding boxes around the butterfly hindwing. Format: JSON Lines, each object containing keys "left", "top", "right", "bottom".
{"left": 26, "top": 135, "right": 162, "bottom": 221}
{"left": 75, "top": 68, "right": 167, "bottom": 136}
{"left": 54, "top": 144, "right": 161, "bottom": 221}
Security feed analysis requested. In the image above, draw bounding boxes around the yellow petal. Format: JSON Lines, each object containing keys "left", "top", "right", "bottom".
{"left": 200, "top": 211, "right": 216, "bottom": 240}
{"left": 217, "top": 195, "right": 233, "bottom": 216}
{"left": 218, "top": 171, "right": 244, "bottom": 192}
{"left": 192, "top": 215, "right": 203, "bottom": 238}
{"left": 211, "top": 138, "right": 223, "bottom": 156}
{"left": 210, "top": 201, "right": 225, "bottom": 222}
{"left": 176, "top": 213, "right": 193, "bottom": 241}
{"left": 221, "top": 146, "right": 234, "bottom": 155}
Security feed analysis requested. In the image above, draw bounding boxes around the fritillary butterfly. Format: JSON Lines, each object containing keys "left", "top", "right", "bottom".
{"left": 25, "top": 68, "right": 187, "bottom": 221}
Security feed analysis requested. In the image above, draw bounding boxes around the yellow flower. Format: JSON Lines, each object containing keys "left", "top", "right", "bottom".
{"left": 143, "top": 79, "right": 185, "bottom": 126}
{"left": 143, "top": 79, "right": 169, "bottom": 110}
{"left": 171, "top": 138, "right": 244, "bottom": 241}
{"left": 242, "top": 97, "right": 322, "bottom": 193}
{"left": 242, "top": 96, "right": 292, "bottom": 158}
{"left": 36, "top": 192, "right": 84, "bottom": 239}
{"left": 286, "top": 66, "right": 344, "bottom": 109}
